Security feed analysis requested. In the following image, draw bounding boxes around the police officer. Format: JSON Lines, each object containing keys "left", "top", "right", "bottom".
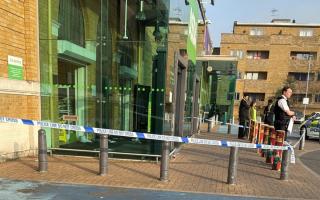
{"left": 274, "top": 86, "right": 296, "bottom": 140}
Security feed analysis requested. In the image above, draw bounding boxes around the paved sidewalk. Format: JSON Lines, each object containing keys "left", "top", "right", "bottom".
{"left": 0, "top": 128, "right": 319, "bottom": 199}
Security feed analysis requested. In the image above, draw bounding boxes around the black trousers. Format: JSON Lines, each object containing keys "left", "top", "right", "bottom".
{"left": 238, "top": 119, "right": 248, "bottom": 139}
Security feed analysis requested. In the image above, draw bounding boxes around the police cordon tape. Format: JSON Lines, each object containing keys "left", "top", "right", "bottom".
{"left": 0, "top": 116, "right": 291, "bottom": 151}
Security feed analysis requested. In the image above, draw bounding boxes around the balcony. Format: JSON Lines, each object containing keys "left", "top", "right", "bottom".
{"left": 293, "top": 36, "right": 320, "bottom": 46}
{"left": 248, "top": 35, "right": 270, "bottom": 44}
{"left": 246, "top": 59, "right": 269, "bottom": 67}
{"left": 289, "top": 58, "right": 319, "bottom": 69}
{"left": 221, "top": 34, "right": 248, "bottom": 44}
{"left": 270, "top": 35, "right": 292, "bottom": 45}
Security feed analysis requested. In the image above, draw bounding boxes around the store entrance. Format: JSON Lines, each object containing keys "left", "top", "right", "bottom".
{"left": 57, "top": 59, "right": 87, "bottom": 145}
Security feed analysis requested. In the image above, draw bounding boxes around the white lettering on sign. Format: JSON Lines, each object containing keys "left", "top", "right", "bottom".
{"left": 188, "top": 8, "right": 197, "bottom": 48}
{"left": 8, "top": 55, "right": 23, "bottom": 66}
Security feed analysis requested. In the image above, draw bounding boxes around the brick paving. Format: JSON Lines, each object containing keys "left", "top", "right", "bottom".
{"left": 0, "top": 127, "right": 319, "bottom": 199}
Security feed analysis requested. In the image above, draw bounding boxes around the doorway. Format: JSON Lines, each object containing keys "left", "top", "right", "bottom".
{"left": 57, "top": 59, "right": 87, "bottom": 144}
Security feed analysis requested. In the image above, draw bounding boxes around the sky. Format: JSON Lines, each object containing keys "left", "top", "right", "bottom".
{"left": 170, "top": 0, "right": 320, "bottom": 47}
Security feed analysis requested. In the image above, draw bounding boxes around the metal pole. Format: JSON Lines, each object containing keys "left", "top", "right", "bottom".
{"left": 303, "top": 55, "right": 312, "bottom": 117}
{"left": 227, "top": 119, "right": 231, "bottom": 134}
{"left": 299, "top": 129, "right": 305, "bottom": 150}
{"left": 280, "top": 150, "right": 290, "bottom": 180}
{"left": 207, "top": 118, "right": 211, "bottom": 133}
{"left": 227, "top": 147, "right": 239, "bottom": 184}
{"left": 160, "top": 141, "right": 170, "bottom": 181}
{"left": 38, "top": 129, "right": 48, "bottom": 172}
{"left": 99, "top": 134, "right": 108, "bottom": 176}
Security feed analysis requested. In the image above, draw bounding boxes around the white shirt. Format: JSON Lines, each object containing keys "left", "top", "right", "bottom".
{"left": 278, "top": 95, "right": 289, "bottom": 112}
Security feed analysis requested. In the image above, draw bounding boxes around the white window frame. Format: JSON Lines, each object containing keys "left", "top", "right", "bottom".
{"left": 250, "top": 28, "right": 263, "bottom": 36}
{"left": 230, "top": 50, "right": 244, "bottom": 59}
{"left": 299, "top": 29, "right": 313, "bottom": 37}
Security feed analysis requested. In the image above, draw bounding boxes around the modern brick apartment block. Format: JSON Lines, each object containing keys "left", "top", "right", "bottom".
{"left": 221, "top": 19, "right": 320, "bottom": 118}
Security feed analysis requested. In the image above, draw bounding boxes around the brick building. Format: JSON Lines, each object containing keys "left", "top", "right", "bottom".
{"left": 221, "top": 19, "right": 320, "bottom": 118}
{"left": 0, "top": 0, "right": 40, "bottom": 160}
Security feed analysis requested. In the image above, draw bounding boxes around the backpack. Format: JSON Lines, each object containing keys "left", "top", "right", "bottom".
{"left": 264, "top": 104, "right": 275, "bottom": 124}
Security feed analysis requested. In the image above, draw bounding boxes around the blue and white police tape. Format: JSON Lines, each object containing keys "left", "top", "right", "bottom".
{"left": 0, "top": 116, "right": 289, "bottom": 151}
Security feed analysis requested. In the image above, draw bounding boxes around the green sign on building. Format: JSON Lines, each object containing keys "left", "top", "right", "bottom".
{"left": 187, "top": 0, "right": 199, "bottom": 64}
{"left": 8, "top": 55, "right": 23, "bottom": 80}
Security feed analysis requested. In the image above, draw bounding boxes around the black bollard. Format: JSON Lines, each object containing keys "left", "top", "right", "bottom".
{"left": 38, "top": 129, "right": 48, "bottom": 172}
{"left": 99, "top": 134, "right": 108, "bottom": 176}
{"left": 227, "top": 147, "right": 239, "bottom": 184}
{"left": 160, "top": 141, "right": 170, "bottom": 181}
{"left": 280, "top": 150, "right": 290, "bottom": 180}
{"left": 299, "top": 130, "right": 305, "bottom": 150}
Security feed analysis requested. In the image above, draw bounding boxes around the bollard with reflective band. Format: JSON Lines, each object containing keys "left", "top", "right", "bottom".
{"left": 272, "top": 130, "right": 285, "bottom": 171}
{"left": 257, "top": 123, "right": 265, "bottom": 155}
{"left": 38, "top": 129, "right": 48, "bottom": 172}
{"left": 267, "top": 128, "right": 277, "bottom": 164}
{"left": 160, "top": 141, "right": 170, "bottom": 181}
{"left": 299, "top": 129, "right": 305, "bottom": 150}
{"left": 99, "top": 134, "right": 108, "bottom": 176}
{"left": 227, "top": 147, "right": 239, "bottom": 185}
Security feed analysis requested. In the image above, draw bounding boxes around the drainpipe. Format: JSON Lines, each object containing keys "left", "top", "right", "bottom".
{"left": 123, "top": 0, "right": 128, "bottom": 39}
{"left": 48, "top": 0, "right": 55, "bottom": 147}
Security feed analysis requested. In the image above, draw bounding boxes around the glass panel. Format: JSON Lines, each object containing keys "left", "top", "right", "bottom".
{"left": 39, "top": 0, "right": 170, "bottom": 155}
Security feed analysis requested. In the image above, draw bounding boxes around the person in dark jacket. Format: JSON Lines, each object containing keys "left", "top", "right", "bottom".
{"left": 274, "top": 86, "right": 296, "bottom": 140}
{"left": 238, "top": 95, "right": 250, "bottom": 139}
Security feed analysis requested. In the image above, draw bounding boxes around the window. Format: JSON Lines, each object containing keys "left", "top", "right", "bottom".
{"left": 244, "top": 72, "right": 267, "bottom": 80}
{"left": 292, "top": 94, "right": 312, "bottom": 103}
{"left": 299, "top": 29, "right": 313, "bottom": 37}
{"left": 315, "top": 94, "right": 320, "bottom": 103}
{"left": 58, "top": 0, "right": 85, "bottom": 47}
{"left": 318, "top": 73, "right": 320, "bottom": 81}
{"left": 290, "top": 51, "right": 316, "bottom": 60}
{"left": 235, "top": 92, "right": 240, "bottom": 100}
{"left": 288, "top": 72, "right": 314, "bottom": 81}
{"left": 246, "top": 51, "right": 269, "bottom": 59}
{"left": 243, "top": 93, "right": 265, "bottom": 101}
{"left": 230, "top": 50, "right": 244, "bottom": 59}
{"left": 250, "top": 28, "right": 263, "bottom": 36}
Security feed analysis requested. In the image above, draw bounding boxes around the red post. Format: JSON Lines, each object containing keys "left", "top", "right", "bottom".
{"left": 272, "top": 130, "right": 285, "bottom": 171}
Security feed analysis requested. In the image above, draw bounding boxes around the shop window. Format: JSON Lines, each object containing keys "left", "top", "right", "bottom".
{"left": 244, "top": 72, "right": 267, "bottom": 80}
{"left": 58, "top": 0, "right": 85, "bottom": 47}
{"left": 246, "top": 51, "right": 269, "bottom": 59}
{"left": 299, "top": 29, "right": 313, "bottom": 37}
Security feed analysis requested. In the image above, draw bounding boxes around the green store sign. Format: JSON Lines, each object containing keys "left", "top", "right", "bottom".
{"left": 187, "top": 0, "right": 199, "bottom": 64}
{"left": 8, "top": 55, "right": 23, "bottom": 80}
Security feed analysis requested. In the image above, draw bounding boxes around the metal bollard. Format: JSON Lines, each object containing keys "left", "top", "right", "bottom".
{"left": 99, "top": 134, "right": 108, "bottom": 176}
{"left": 299, "top": 130, "right": 305, "bottom": 150}
{"left": 227, "top": 120, "right": 231, "bottom": 134}
{"left": 227, "top": 147, "right": 239, "bottom": 185}
{"left": 38, "top": 129, "right": 48, "bottom": 172}
{"left": 160, "top": 141, "right": 170, "bottom": 181}
{"left": 207, "top": 119, "right": 211, "bottom": 133}
{"left": 280, "top": 150, "right": 290, "bottom": 180}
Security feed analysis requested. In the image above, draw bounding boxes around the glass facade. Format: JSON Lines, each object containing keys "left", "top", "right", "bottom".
{"left": 39, "top": 0, "right": 170, "bottom": 155}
